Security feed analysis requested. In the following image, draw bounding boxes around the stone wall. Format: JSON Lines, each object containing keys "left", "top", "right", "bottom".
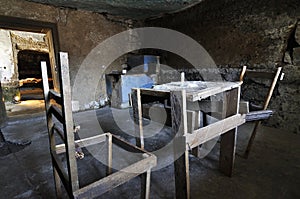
{"left": 146, "top": 0, "right": 300, "bottom": 133}
{"left": 0, "top": 0, "right": 129, "bottom": 109}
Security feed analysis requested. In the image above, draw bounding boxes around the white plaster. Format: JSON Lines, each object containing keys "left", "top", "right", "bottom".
{"left": 0, "top": 29, "right": 14, "bottom": 83}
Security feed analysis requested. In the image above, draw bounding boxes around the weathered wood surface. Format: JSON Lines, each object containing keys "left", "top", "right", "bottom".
{"left": 59, "top": 52, "right": 79, "bottom": 191}
{"left": 245, "top": 110, "right": 273, "bottom": 122}
{"left": 219, "top": 87, "right": 240, "bottom": 177}
{"left": 240, "top": 66, "right": 282, "bottom": 158}
{"left": 49, "top": 89, "right": 62, "bottom": 104}
{"left": 186, "top": 114, "right": 245, "bottom": 149}
{"left": 132, "top": 89, "right": 144, "bottom": 148}
{"left": 186, "top": 81, "right": 242, "bottom": 102}
{"left": 55, "top": 134, "right": 107, "bottom": 154}
{"left": 171, "top": 90, "right": 190, "bottom": 199}
{"left": 41, "top": 61, "right": 63, "bottom": 197}
{"left": 73, "top": 153, "right": 156, "bottom": 199}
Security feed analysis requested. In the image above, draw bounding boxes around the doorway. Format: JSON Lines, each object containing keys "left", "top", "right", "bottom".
{"left": 0, "top": 16, "right": 60, "bottom": 117}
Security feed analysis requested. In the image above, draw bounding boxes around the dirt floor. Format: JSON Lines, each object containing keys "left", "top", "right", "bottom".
{"left": 0, "top": 106, "right": 299, "bottom": 199}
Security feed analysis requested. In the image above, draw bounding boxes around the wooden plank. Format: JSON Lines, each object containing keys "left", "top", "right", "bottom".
{"left": 111, "top": 134, "right": 152, "bottom": 154}
{"left": 239, "top": 101, "right": 249, "bottom": 114}
{"left": 137, "top": 88, "right": 170, "bottom": 98}
{"left": 55, "top": 134, "right": 107, "bottom": 154}
{"left": 107, "top": 134, "right": 113, "bottom": 175}
{"left": 239, "top": 65, "right": 247, "bottom": 81}
{"left": 59, "top": 52, "right": 79, "bottom": 191}
{"left": 73, "top": 155, "right": 156, "bottom": 199}
{"left": 186, "top": 114, "right": 245, "bottom": 148}
{"left": 145, "top": 170, "right": 151, "bottom": 199}
{"left": 187, "top": 82, "right": 242, "bottom": 102}
{"left": 41, "top": 61, "right": 63, "bottom": 197}
{"left": 189, "top": 111, "right": 200, "bottom": 157}
{"left": 219, "top": 87, "right": 240, "bottom": 177}
{"left": 137, "top": 89, "right": 145, "bottom": 149}
{"left": 263, "top": 67, "right": 282, "bottom": 110}
{"left": 171, "top": 90, "right": 190, "bottom": 199}
{"left": 187, "top": 100, "right": 223, "bottom": 113}
{"left": 46, "top": 30, "right": 60, "bottom": 91}
{"left": 49, "top": 104, "right": 63, "bottom": 124}
{"left": 49, "top": 89, "right": 62, "bottom": 105}
{"left": 245, "top": 110, "right": 273, "bottom": 122}
{"left": 243, "top": 67, "right": 282, "bottom": 158}
{"left": 131, "top": 89, "right": 144, "bottom": 149}
{"left": 52, "top": 124, "right": 65, "bottom": 142}
{"left": 186, "top": 111, "right": 196, "bottom": 135}
{"left": 50, "top": 151, "right": 72, "bottom": 196}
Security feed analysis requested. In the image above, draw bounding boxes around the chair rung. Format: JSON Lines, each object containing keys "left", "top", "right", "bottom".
{"left": 50, "top": 150, "right": 71, "bottom": 194}
{"left": 52, "top": 124, "right": 65, "bottom": 142}
{"left": 49, "top": 89, "right": 62, "bottom": 105}
{"left": 50, "top": 105, "right": 64, "bottom": 124}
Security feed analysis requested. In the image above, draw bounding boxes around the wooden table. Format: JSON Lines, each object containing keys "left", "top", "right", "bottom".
{"left": 132, "top": 81, "right": 245, "bottom": 199}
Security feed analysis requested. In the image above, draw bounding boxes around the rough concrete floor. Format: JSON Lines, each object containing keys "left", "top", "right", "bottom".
{"left": 0, "top": 106, "right": 299, "bottom": 199}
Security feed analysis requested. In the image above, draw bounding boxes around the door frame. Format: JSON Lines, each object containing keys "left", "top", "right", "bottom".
{"left": 0, "top": 15, "right": 60, "bottom": 91}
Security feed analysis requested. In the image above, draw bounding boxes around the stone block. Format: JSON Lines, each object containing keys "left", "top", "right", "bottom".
{"left": 295, "top": 22, "right": 300, "bottom": 44}
{"left": 293, "top": 47, "right": 300, "bottom": 66}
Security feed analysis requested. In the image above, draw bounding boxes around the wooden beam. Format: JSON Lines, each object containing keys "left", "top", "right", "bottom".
{"left": 171, "top": 90, "right": 190, "bottom": 199}
{"left": 187, "top": 100, "right": 223, "bottom": 113}
{"left": 186, "top": 114, "right": 245, "bottom": 149}
{"left": 59, "top": 52, "right": 79, "bottom": 191}
{"left": 49, "top": 89, "right": 62, "bottom": 105}
{"left": 49, "top": 105, "right": 63, "bottom": 124}
{"left": 50, "top": 151, "right": 72, "bottom": 196}
{"left": 73, "top": 155, "right": 156, "bottom": 199}
{"left": 219, "top": 87, "right": 240, "bottom": 177}
{"left": 245, "top": 110, "right": 273, "bottom": 122}
{"left": 131, "top": 89, "right": 144, "bottom": 149}
{"left": 41, "top": 61, "right": 63, "bottom": 198}
{"left": 187, "top": 82, "right": 242, "bottom": 102}
{"left": 55, "top": 134, "right": 107, "bottom": 154}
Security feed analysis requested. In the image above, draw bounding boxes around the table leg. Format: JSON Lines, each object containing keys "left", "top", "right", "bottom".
{"left": 219, "top": 87, "right": 240, "bottom": 177}
{"left": 171, "top": 91, "right": 190, "bottom": 199}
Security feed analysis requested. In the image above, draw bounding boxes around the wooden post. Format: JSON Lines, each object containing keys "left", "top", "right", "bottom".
{"left": 106, "top": 134, "right": 113, "bottom": 175}
{"left": 243, "top": 67, "right": 282, "bottom": 158}
{"left": 41, "top": 61, "right": 62, "bottom": 198}
{"left": 140, "top": 169, "right": 151, "bottom": 199}
{"left": 171, "top": 90, "right": 190, "bottom": 199}
{"left": 131, "top": 88, "right": 150, "bottom": 199}
{"left": 219, "top": 87, "right": 240, "bottom": 177}
{"left": 131, "top": 88, "right": 144, "bottom": 149}
{"left": 59, "top": 52, "right": 79, "bottom": 192}
{"left": 46, "top": 30, "right": 60, "bottom": 92}
{"left": 189, "top": 111, "right": 200, "bottom": 157}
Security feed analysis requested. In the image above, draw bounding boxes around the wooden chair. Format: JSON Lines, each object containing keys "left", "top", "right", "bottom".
{"left": 41, "top": 52, "right": 156, "bottom": 199}
{"left": 239, "top": 65, "right": 283, "bottom": 158}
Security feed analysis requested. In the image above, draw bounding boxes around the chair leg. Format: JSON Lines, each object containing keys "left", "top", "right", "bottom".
{"left": 141, "top": 169, "right": 151, "bottom": 199}
{"left": 54, "top": 168, "right": 63, "bottom": 199}
{"left": 244, "top": 121, "right": 261, "bottom": 158}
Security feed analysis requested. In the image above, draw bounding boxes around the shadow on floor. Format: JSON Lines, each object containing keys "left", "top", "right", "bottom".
{"left": 0, "top": 106, "right": 299, "bottom": 199}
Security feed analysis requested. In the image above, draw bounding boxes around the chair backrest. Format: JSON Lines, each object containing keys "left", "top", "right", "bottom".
{"left": 239, "top": 65, "right": 283, "bottom": 110}
{"left": 41, "top": 52, "right": 79, "bottom": 196}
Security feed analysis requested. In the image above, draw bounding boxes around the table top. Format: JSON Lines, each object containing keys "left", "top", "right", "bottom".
{"left": 138, "top": 81, "right": 242, "bottom": 102}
